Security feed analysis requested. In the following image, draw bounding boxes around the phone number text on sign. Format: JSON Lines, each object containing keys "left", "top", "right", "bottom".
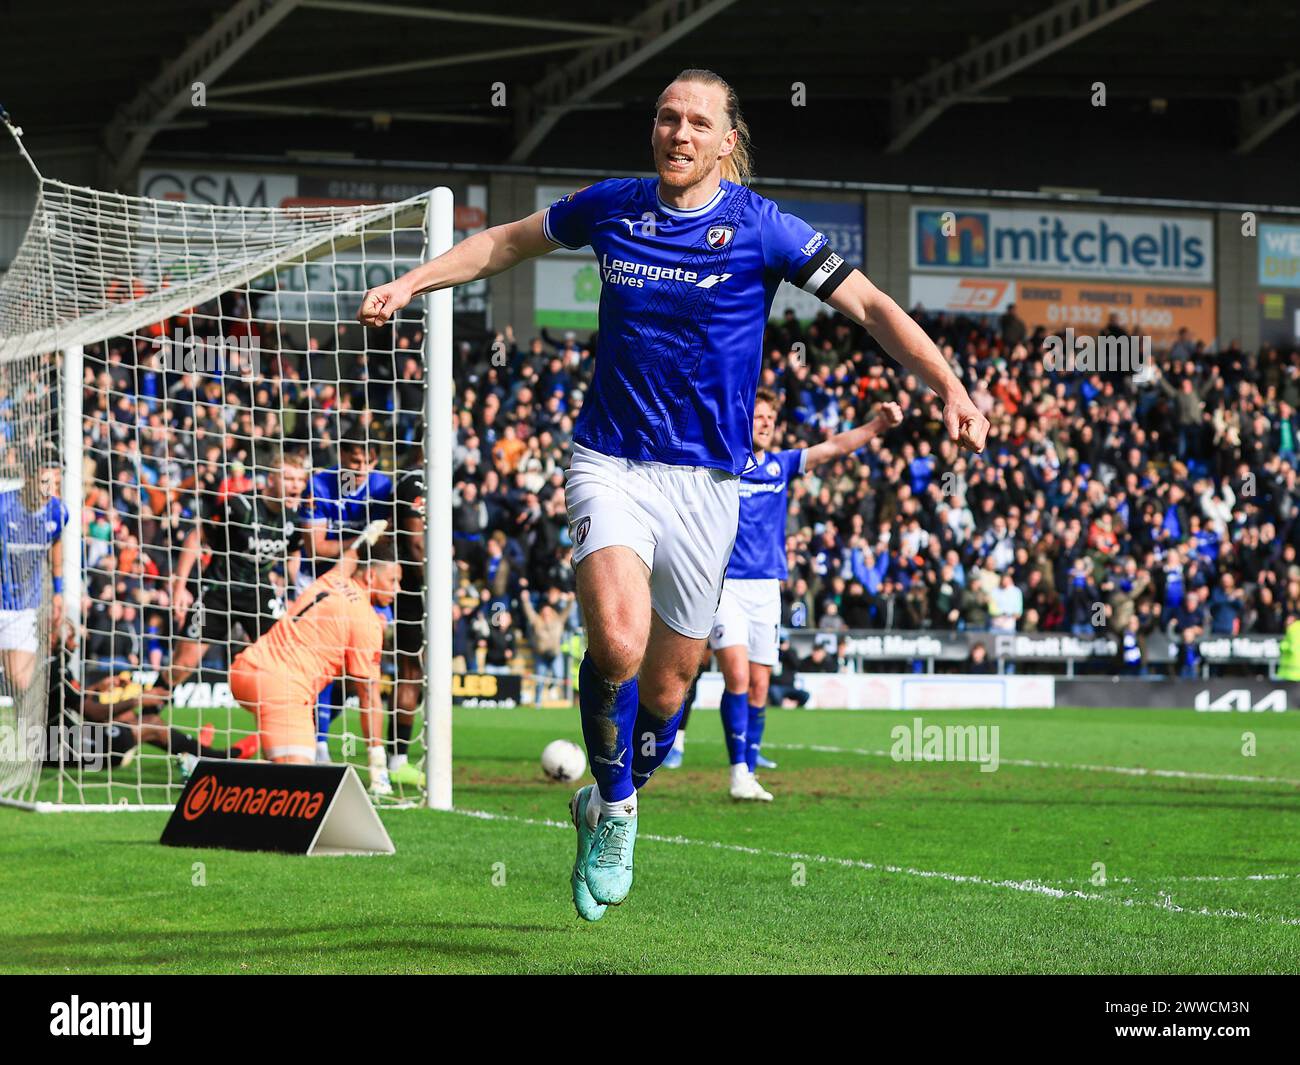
{"left": 1017, "top": 281, "right": 1215, "bottom": 349}
{"left": 1043, "top": 303, "right": 1175, "bottom": 329}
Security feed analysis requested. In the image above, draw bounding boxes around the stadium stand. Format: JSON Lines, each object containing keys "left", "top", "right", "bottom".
{"left": 66, "top": 290, "right": 1300, "bottom": 687}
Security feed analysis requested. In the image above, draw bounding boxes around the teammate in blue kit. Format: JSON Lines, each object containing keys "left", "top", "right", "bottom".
{"left": 358, "top": 69, "right": 989, "bottom": 921}
{"left": 0, "top": 451, "right": 68, "bottom": 695}
{"left": 705, "top": 392, "right": 903, "bottom": 802}
{"left": 305, "top": 433, "right": 393, "bottom": 763}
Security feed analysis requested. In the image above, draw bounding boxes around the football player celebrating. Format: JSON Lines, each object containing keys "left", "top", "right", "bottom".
{"left": 358, "top": 70, "right": 987, "bottom": 920}
{"left": 704, "top": 394, "right": 903, "bottom": 801}
{"left": 166, "top": 454, "right": 308, "bottom": 692}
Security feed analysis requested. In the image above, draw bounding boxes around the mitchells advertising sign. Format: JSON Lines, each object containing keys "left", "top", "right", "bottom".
{"left": 912, "top": 205, "right": 1213, "bottom": 284}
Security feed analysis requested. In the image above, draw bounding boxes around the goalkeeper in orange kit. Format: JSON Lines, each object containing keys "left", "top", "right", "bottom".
{"left": 228, "top": 520, "right": 399, "bottom": 794}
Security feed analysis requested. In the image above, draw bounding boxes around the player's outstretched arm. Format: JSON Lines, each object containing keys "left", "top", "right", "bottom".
{"left": 357, "top": 209, "right": 556, "bottom": 326}
{"left": 803, "top": 402, "right": 904, "bottom": 470}
{"left": 169, "top": 526, "right": 204, "bottom": 623}
{"left": 827, "top": 270, "right": 989, "bottom": 452}
{"left": 401, "top": 502, "right": 425, "bottom": 567}
{"left": 353, "top": 673, "right": 392, "bottom": 791}
{"left": 355, "top": 676, "right": 382, "bottom": 749}
{"left": 49, "top": 535, "right": 63, "bottom": 635}
{"left": 333, "top": 520, "right": 389, "bottom": 581}
{"left": 308, "top": 522, "right": 344, "bottom": 562}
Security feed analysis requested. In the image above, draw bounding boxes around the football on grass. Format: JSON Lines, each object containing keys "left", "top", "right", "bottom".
{"left": 541, "top": 740, "right": 586, "bottom": 782}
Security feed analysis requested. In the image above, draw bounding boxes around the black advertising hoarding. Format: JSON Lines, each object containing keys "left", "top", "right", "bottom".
{"left": 160, "top": 760, "right": 393, "bottom": 856}
{"left": 797, "top": 630, "right": 1124, "bottom": 661}
{"left": 791, "top": 630, "right": 1275, "bottom": 664}
{"left": 1056, "top": 678, "right": 1294, "bottom": 711}
{"left": 453, "top": 673, "right": 522, "bottom": 707}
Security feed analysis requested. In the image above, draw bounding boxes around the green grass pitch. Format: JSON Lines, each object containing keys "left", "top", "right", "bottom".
{"left": 2, "top": 704, "right": 1298, "bottom": 974}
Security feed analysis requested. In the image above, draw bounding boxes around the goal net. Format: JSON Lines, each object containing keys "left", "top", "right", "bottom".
{"left": 0, "top": 124, "right": 452, "bottom": 811}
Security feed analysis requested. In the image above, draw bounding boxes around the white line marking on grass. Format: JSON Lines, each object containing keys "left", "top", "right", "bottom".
{"left": 452, "top": 807, "right": 1300, "bottom": 928}
{"left": 1042, "top": 872, "right": 1300, "bottom": 886}
{"left": 766, "top": 743, "right": 1300, "bottom": 786}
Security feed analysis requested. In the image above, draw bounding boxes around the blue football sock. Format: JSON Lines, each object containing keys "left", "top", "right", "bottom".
{"left": 578, "top": 654, "right": 638, "bottom": 803}
{"left": 316, "top": 682, "right": 336, "bottom": 745}
{"left": 746, "top": 702, "right": 767, "bottom": 773}
{"left": 720, "top": 689, "right": 748, "bottom": 766}
{"left": 631, "top": 705, "right": 684, "bottom": 790}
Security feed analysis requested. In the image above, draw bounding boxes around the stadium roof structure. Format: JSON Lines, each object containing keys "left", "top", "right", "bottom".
{"left": 4, "top": 0, "right": 1300, "bottom": 203}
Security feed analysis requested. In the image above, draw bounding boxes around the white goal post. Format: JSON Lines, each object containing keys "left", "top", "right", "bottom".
{"left": 0, "top": 118, "right": 452, "bottom": 811}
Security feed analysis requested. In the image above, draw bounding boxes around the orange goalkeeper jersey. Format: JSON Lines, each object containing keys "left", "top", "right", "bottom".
{"left": 235, "top": 571, "right": 385, "bottom": 702}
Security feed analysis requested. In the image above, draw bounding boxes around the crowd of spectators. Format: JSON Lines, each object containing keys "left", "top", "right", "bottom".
{"left": 28, "top": 281, "right": 1300, "bottom": 681}
{"left": 448, "top": 302, "right": 1300, "bottom": 677}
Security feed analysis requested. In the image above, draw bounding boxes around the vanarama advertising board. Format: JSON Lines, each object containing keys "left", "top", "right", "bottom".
{"left": 160, "top": 761, "right": 394, "bottom": 856}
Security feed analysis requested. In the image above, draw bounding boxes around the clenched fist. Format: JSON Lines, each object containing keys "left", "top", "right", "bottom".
{"left": 874, "top": 401, "right": 904, "bottom": 429}
{"left": 942, "top": 394, "right": 990, "bottom": 452}
{"left": 357, "top": 278, "right": 414, "bottom": 327}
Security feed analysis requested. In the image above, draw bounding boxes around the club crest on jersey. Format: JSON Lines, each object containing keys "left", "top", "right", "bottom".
{"left": 707, "top": 225, "right": 735, "bottom": 250}
{"left": 574, "top": 516, "right": 591, "bottom": 546}
{"left": 339, "top": 468, "right": 365, "bottom": 496}
{"left": 766, "top": 461, "right": 781, "bottom": 477}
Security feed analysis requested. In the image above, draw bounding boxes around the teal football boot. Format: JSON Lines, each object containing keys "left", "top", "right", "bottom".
{"left": 569, "top": 785, "right": 607, "bottom": 922}
{"left": 584, "top": 804, "right": 638, "bottom": 906}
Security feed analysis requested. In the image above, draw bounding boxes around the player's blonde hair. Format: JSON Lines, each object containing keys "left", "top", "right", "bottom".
{"left": 659, "top": 69, "right": 753, "bottom": 185}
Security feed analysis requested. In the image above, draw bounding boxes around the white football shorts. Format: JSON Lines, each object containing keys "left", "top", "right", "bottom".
{"left": 564, "top": 442, "right": 739, "bottom": 640}
{"left": 0, "top": 608, "right": 39, "bottom": 654}
{"left": 708, "top": 577, "right": 782, "bottom": 666}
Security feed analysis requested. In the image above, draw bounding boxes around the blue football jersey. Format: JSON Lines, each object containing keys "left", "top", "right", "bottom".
{"left": 726, "top": 449, "right": 806, "bottom": 580}
{"left": 545, "top": 179, "right": 852, "bottom": 474}
{"left": 306, "top": 469, "right": 393, "bottom": 573}
{"left": 0, "top": 490, "right": 68, "bottom": 610}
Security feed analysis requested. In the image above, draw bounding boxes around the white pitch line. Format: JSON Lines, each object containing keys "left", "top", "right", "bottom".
{"left": 451, "top": 807, "right": 1300, "bottom": 929}
{"left": 766, "top": 742, "right": 1300, "bottom": 786}
{"left": 1042, "top": 872, "right": 1300, "bottom": 886}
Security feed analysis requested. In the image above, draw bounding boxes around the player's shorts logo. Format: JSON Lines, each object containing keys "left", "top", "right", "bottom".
{"left": 707, "top": 225, "right": 735, "bottom": 250}
{"left": 574, "top": 516, "right": 591, "bottom": 546}
{"left": 712, "top": 624, "right": 725, "bottom": 642}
